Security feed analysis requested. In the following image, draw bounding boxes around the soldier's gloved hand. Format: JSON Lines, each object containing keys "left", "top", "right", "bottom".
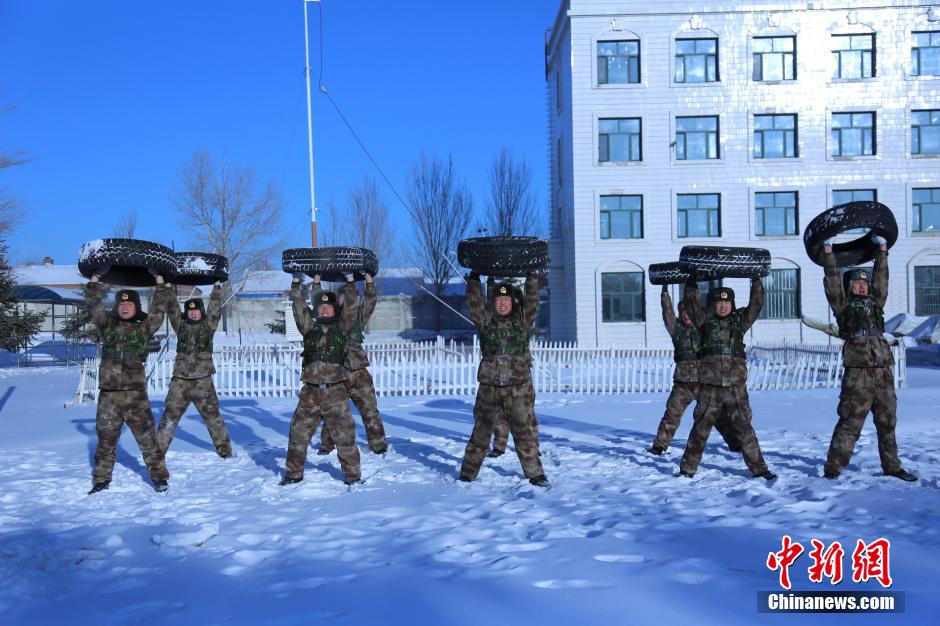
{"left": 313, "top": 274, "right": 321, "bottom": 284}
{"left": 661, "top": 284, "right": 668, "bottom": 295}
{"left": 468, "top": 271, "right": 480, "bottom": 281}
{"left": 364, "top": 273, "right": 373, "bottom": 284}
{"left": 871, "top": 234, "right": 887, "bottom": 246}
{"left": 344, "top": 273, "right": 355, "bottom": 283}
{"left": 823, "top": 240, "right": 834, "bottom": 254}
{"left": 292, "top": 272, "right": 305, "bottom": 283}
{"left": 94, "top": 264, "right": 111, "bottom": 277}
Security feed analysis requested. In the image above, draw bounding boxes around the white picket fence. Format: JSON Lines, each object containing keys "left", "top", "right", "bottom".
{"left": 73, "top": 339, "right": 907, "bottom": 403}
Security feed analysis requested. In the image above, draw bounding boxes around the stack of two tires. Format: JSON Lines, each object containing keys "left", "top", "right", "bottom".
{"left": 456, "top": 237, "right": 550, "bottom": 276}
{"left": 78, "top": 238, "right": 229, "bottom": 286}
{"left": 281, "top": 247, "right": 379, "bottom": 281}
{"left": 649, "top": 246, "right": 771, "bottom": 285}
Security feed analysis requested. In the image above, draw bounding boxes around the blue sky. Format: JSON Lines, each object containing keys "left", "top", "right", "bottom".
{"left": 0, "top": 0, "right": 558, "bottom": 266}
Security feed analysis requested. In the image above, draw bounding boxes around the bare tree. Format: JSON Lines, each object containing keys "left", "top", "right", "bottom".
{"left": 482, "top": 148, "right": 540, "bottom": 237}
{"left": 0, "top": 136, "right": 29, "bottom": 236}
{"left": 406, "top": 154, "right": 473, "bottom": 330}
{"left": 170, "top": 149, "right": 286, "bottom": 331}
{"left": 112, "top": 208, "right": 138, "bottom": 239}
{"left": 346, "top": 174, "right": 398, "bottom": 266}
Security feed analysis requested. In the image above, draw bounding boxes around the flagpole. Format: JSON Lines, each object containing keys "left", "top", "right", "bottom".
{"left": 303, "top": 0, "right": 319, "bottom": 246}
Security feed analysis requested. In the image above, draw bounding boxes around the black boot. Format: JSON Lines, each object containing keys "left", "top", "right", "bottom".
{"left": 316, "top": 448, "right": 332, "bottom": 456}
{"left": 678, "top": 470, "right": 694, "bottom": 478}
{"left": 88, "top": 481, "right": 110, "bottom": 495}
{"left": 370, "top": 443, "right": 388, "bottom": 455}
{"left": 217, "top": 448, "right": 234, "bottom": 459}
{"left": 279, "top": 475, "right": 302, "bottom": 486}
{"left": 823, "top": 468, "right": 839, "bottom": 479}
{"left": 648, "top": 444, "right": 665, "bottom": 456}
{"left": 755, "top": 470, "right": 777, "bottom": 481}
{"left": 884, "top": 468, "right": 918, "bottom": 482}
{"left": 344, "top": 476, "right": 363, "bottom": 486}
{"left": 486, "top": 448, "right": 505, "bottom": 458}
{"left": 153, "top": 480, "right": 169, "bottom": 493}
{"left": 528, "top": 474, "right": 549, "bottom": 487}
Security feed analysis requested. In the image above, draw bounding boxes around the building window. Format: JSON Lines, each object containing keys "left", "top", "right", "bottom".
{"left": 753, "top": 36, "right": 796, "bottom": 81}
{"left": 697, "top": 279, "right": 722, "bottom": 308}
{"left": 755, "top": 191, "right": 798, "bottom": 236}
{"left": 832, "top": 112, "right": 875, "bottom": 156}
{"left": 556, "top": 137, "right": 564, "bottom": 187}
{"left": 600, "top": 195, "right": 643, "bottom": 239}
{"left": 676, "top": 116, "right": 719, "bottom": 160}
{"left": 913, "top": 110, "right": 940, "bottom": 155}
{"left": 913, "top": 187, "right": 940, "bottom": 232}
{"left": 912, "top": 31, "right": 940, "bottom": 76}
{"left": 599, "top": 118, "right": 642, "bottom": 163}
{"left": 598, "top": 40, "right": 640, "bottom": 84}
{"left": 915, "top": 266, "right": 940, "bottom": 314}
{"left": 832, "top": 33, "right": 875, "bottom": 79}
{"left": 678, "top": 193, "right": 721, "bottom": 238}
{"left": 760, "top": 269, "right": 800, "bottom": 319}
{"left": 833, "top": 189, "right": 876, "bottom": 233}
{"left": 754, "top": 114, "right": 797, "bottom": 158}
{"left": 675, "top": 38, "right": 718, "bottom": 83}
{"left": 601, "top": 272, "right": 645, "bottom": 322}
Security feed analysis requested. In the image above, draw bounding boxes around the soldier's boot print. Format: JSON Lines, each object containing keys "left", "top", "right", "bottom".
{"left": 124, "top": 391, "right": 169, "bottom": 483}
{"left": 507, "top": 386, "right": 545, "bottom": 480}
{"left": 489, "top": 417, "right": 509, "bottom": 457}
{"left": 191, "top": 378, "right": 233, "bottom": 457}
{"left": 321, "top": 393, "right": 362, "bottom": 483}
{"left": 347, "top": 369, "right": 387, "bottom": 453}
{"left": 678, "top": 387, "right": 722, "bottom": 476}
{"left": 460, "top": 387, "right": 498, "bottom": 481}
{"left": 652, "top": 381, "right": 696, "bottom": 452}
{"left": 284, "top": 386, "right": 323, "bottom": 482}
{"left": 156, "top": 380, "right": 190, "bottom": 453}
{"left": 92, "top": 392, "right": 125, "bottom": 484}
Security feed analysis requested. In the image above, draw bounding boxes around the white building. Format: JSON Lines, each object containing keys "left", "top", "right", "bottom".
{"left": 546, "top": 0, "right": 940, "bottom": 346}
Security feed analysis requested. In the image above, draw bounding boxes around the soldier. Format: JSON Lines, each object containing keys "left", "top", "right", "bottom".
{"left": 317, "top": 273, "right": 388, "bottom": 455}
{"left": 822, "top": 236, "right": 917, "bottom": 481}
{"left": 155, "top": 282, "right": 233, "bottom": 458}
{"left": 281, "top": 273, "right": 362, "bottom": 486}
{"left": 650, "top": 284, "right": 741, "bottom": 455}
{"left": 86, "top": 268, "right": 174, "bottom": 494}
{"left": 678, "top": 279, "right": 777, "bottom": 481}
{"left": 459, "top": 272, "right": 547, "bottom": 486}
{"left": 485, "top": 275, "right": 510, "bottom": 458}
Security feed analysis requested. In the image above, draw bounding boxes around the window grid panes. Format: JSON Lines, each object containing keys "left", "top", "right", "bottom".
{"left": 913, "top": 187, "right": 940, "bottom": 232}
{"left": 912, "top": 31, "right": 940, "bottom": 76}
{"left": 601, "top": 272, "right": 645, "bottom": 322}
{"left": 753, "top": 36, "right": 796, "bottom": 81}
{"left": 678, "top": 193, "right": 721, "bottom": 238}
{"left": 912, "top": 110, "right": 940, "bottom": 155}
{"left": 915, "top": 266, "right": 940, "bottom": 315}
{"left": 676, "top": 116, "right": 719, "bottom": 160}
{"left": 832, "top": 112, "right": 875, "bottom": 156}
{"left": 833, "top": 189, "right": 877, "bottom": 234}
{"left": 760, "top": 269, "right": 800, "bottom": 319}
{"left": 832, "top": 34, "right": 875, "bottom": 79}
{"left": 599, "top": 118, "right": 642, "bottom": 163}
{"left": 598, "top": 40, "right": 640, "bottom": 84}
{"left": 675, "top": 38, "right": 719, "bottom": 83}
{"left": 600, "top": 195, "right": 643, "bottom": 239}
{"left": 755, "top": 192, "right": 798, "bottom": 236}
{"left": 754, "top": 114, "right": 797, "bottom": 158}
{"left": 697, "top": 279, "right": 722, "bottom": 308}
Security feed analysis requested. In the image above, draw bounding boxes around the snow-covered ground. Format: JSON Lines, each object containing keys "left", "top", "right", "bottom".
{"left": 1, "top": 366, "right": 938, "bottom": 625}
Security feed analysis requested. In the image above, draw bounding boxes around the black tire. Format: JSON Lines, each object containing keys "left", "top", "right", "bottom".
{"left": 78, "top": 238, "right": 176, "bottom": 287}
{"left": 678, "top": 246, "right": 771, "bottom": 280}
{"left": 281, "top": 247, "right": 379, "bottom": 282}
{"left": 648, "top": 262, "right": 691, "bottom": 286}
{"left": 803, "top": 201, "right": 898, "bottom": 267}
{"left": 457, "top": 236, "right": 549, "bottom": 277}
{"left": 171, "top": 252, "right": 229, "bottom": 286}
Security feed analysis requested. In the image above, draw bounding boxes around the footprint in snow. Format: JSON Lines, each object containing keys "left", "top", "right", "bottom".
{"left": 496, "top": 542, "right": 549, "bottom": 553}
{"left": 533, "top": 579, "right": 609, "bottom": 589}
{"left": 593, "top": 554, "right": 648, "bottom": 564}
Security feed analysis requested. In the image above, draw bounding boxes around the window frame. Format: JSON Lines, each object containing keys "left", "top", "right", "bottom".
{"left": 597, "top": 39, "right": 641, "bottom": 85}
{"left": 674, "top": 37, "right": 720, "bottom": 84}
{"left": 831, "top": 111, "right": 877, "bottom": 157}
{"left": 675, "top": 115, "right": 720, "bottom": 161}
{"left": 754, "top": 191, "right": 799, "bottom": 237}
{"left": 677, "top": 192, "right": 722, "bottom": 239}
{"left": 601, "top": 271, "right": 646, "bottom": 323}
{"left": 912, "top": 109, "right": 940, "bottom": 156}
{"left": 912, "top": 30, "right": 940, "bottom": 77}
{"left": 914, "top": 265, "right": 940, "bottom": 315}
{"left": 753, "top": 113, "right": 798, "bottom": 159}
{"left": 598, "top": 117, "right": 643, "bottom": 164}
{"left": 752, "top": 35, "right": 797, "bottom": 81}
{"left": 759, "top": 268, "right": 801, "bottom": 320}
{"left": 831, "top": 32, "right": 876, "bottom": 80}
{"left": 599, "top": 194, "right": 644, "bottom": 240}
{"left": 913, "top": 187, "right": 940, "bottom": 234}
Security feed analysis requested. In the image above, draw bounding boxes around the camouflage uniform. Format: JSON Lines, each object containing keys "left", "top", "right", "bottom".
{"left": 459, "top": 274, "right": 545, "bottom": 482}
{"left": 87, "top": 282, "right": 174, "bottom": 487}
{"left": 319, "top": 280, "right": 388, "bottom": 454}
{"left": 651, "top": 288, "right": 742, "bottom": 453}
{"left": 678, "top": 280, "right": 772, "bottom": 478}
{"left": 823, "top": 250, "right": 907, "bottom": 478}
{"left": 156, "top": 285, "right": 233, "bottom": 457}
{"left": 283, "top": 281, "right": 362, "bottom": 484}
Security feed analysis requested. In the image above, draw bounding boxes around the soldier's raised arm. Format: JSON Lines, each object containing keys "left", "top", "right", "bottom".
{"left": 871, "top": 240, "right": 889, "bottom": 310}
{"left": 167, "top": 291, "right": 182, "bottom": 334}
{"left": 523, "top": 273, "right": 540, "bottom": 328}
{"left": 340, "top": 275, "right": 358, "bottom": 332}
{"left": 466, "top": 272, "right": 488, "bottom": 329}
{"left": 486, "top": 275, "right": 496, "bottom": 308}
{"left": 85, "top": 279, "right": 112, "bottom": 332}
{"left": 290, "top": 275, "right": 314, "bottom": 335}
{"left": 740, "top": 277, "right": 765, "bottom": 332}
{"left": 206, "top": 282, "right": 223, "bottom": 332}
{"left": 682, "top": 279, "right": 705, "bottom": 329}
{"left": 361, "top": 273, "right": 377, "bottom": 322}
{"left": 143, "top": 281, "right": 174, "bottom": 338}
{"left": 823, "top": 244, "right": 846, "bottom": 316}
{"left": 661, "top": 285, "right": 677, "bottom": 335}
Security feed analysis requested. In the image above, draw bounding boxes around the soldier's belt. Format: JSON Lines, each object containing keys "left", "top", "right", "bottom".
{"left": 700, "top": 348, "right": 745, "bottom": 358}
{"left": 102, "top": 350, "right": 146, "bottom": 362}
{"left": 306, "top": 380, "right": 344, "bottom": 390}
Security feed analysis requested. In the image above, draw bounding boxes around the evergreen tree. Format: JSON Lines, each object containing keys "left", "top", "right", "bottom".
{"left": 265, "top": 309, "right": 286, "bottom": 335}
{"left": 59, "top": 285, "right": 100, "bottom": 343}
{"left": 0, "top": 239, "right": 46, "bottom": 354}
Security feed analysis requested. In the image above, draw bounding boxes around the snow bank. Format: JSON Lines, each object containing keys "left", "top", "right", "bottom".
{"left": 885, "top": 313, "right": 927, "bottom": 336}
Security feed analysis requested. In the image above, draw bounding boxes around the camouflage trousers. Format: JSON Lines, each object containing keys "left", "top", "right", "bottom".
{"left": 156, "top": 376, "right": 232, "bottom": 456}
{"left": 652, "top": 381, "right": 742, "bottom": 452}
{"left": 825, "top": 367, "right": 901, "bottom": 475}
{"left": 93, "top": 389, "right": 169, "bottom": 484}
{"left": 460, "top": 381, "right": 544, "bottom": 480}
{"left": 320, "top": 368, "right": 387, "bottom": 453}
{"left": 490, "top": 406, "right": 540, "bottom": 455}
{"left": 679, "top": 384, "right": 769, "bottom": 476}
{"left": 285, "top": 382, "right": 361, "bottom": 482}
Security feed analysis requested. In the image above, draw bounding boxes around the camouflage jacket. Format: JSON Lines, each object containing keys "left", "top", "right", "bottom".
{"left": 291, "top": 281, "right": 356, "bottom": 384}
{"left": 169, "top": 284, "right": 221, "bottom": 379}
{"left": 87, "top": 281, "right": 174, "bottom": 391}
{"left": 684, "top": 279, "right": 763, "bottom": 387}
{"left": 342, "top": 281, "right": 376, "bottom": 371}
{"left": 662, "top": 289, "right": 699, "bottom": 384}
{"left": 468, "top": 274, "right": 538, "bottom": 387}
{"left": 824, "top": 249, "right": 894, "bottom": 368}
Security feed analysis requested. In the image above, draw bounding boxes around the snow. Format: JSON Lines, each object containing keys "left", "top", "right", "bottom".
{"left": 885, "top": 313, "right": 927, "bottom": 337}
{"left": 78, "top": 239, "right": 106, "bottom": 263}
{"left": 907, "top": 316, "right": 940, "bottom": 344}
{"left": 14, "top": 263, "right": 85, "bottom": 286}
{"left": 177, "top": 256, "right": 214, "bottom": 273}
{"left": 0, "top": 366, "right": 938, "bottom": 624}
